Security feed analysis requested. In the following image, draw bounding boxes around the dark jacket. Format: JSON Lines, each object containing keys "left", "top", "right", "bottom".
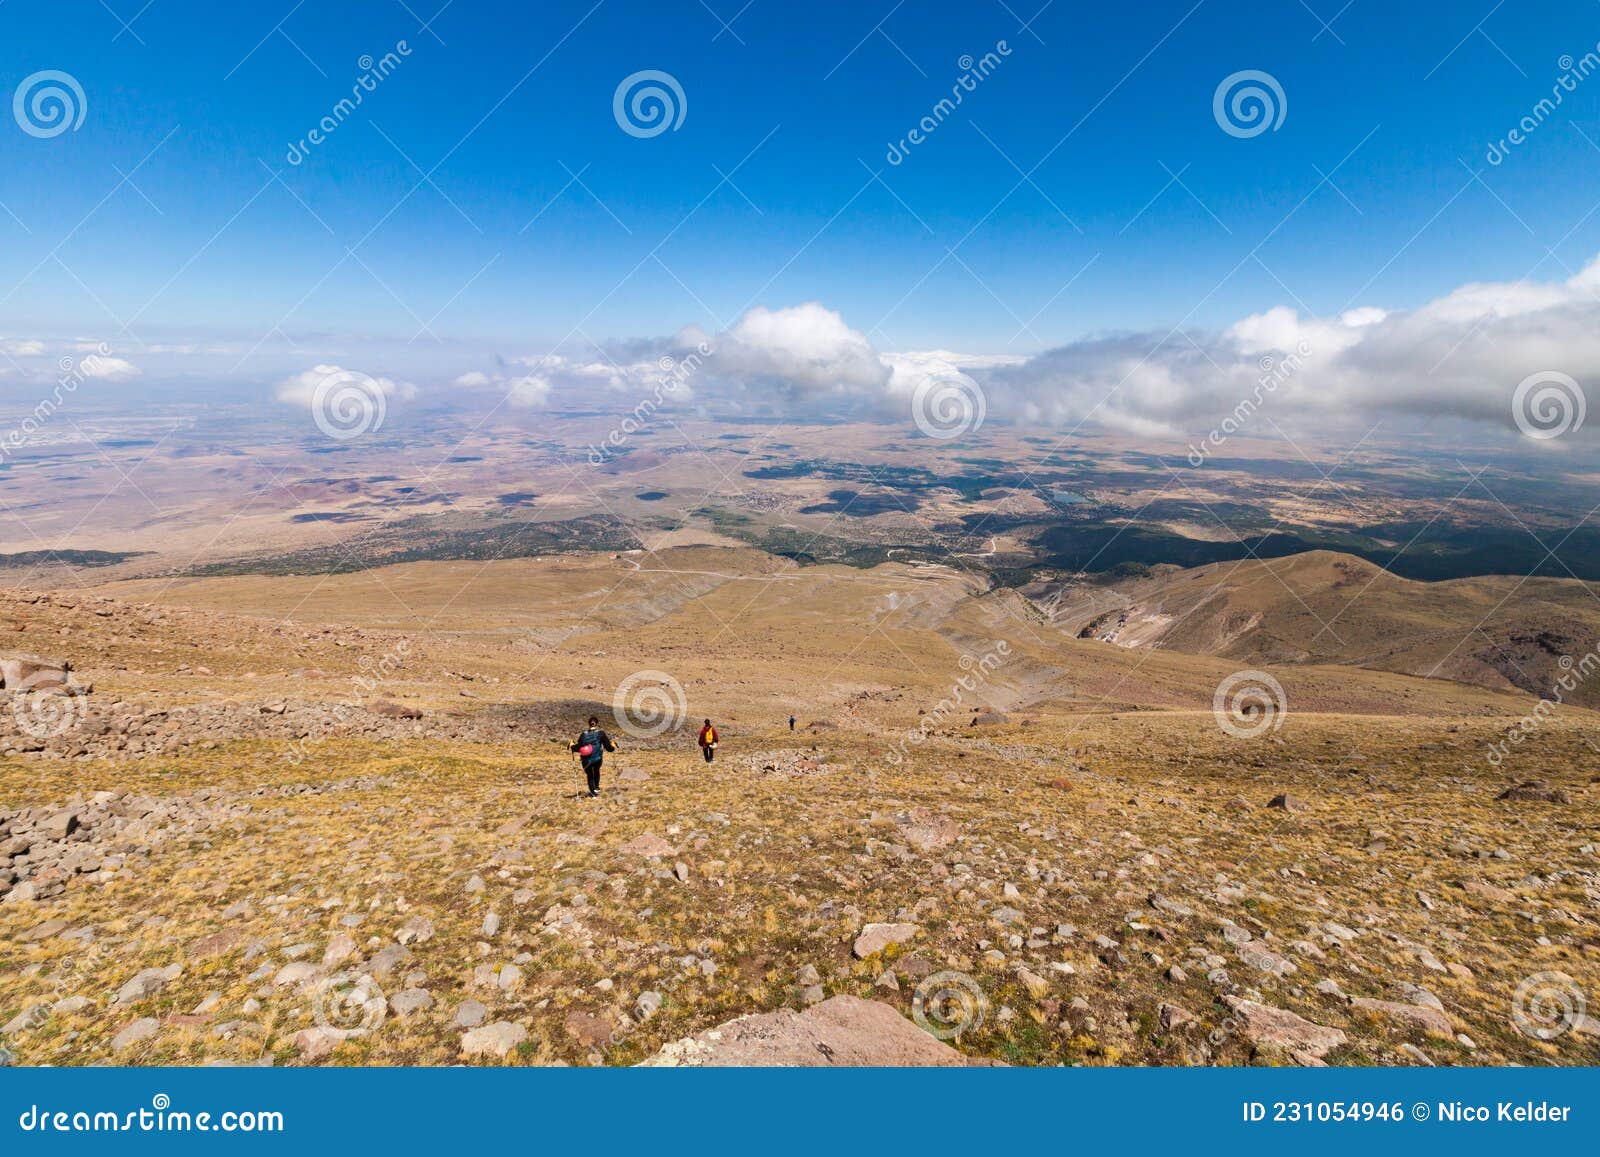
{"left": 571, "top": 728, "right": 615, "bottom": 767}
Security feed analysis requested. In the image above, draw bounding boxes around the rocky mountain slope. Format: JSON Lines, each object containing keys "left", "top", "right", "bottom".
{"left": 1, "top": 549, "right": 1596, "bottom": 1068}
{"left": 1042, "top": 550, "right": 1600, "bottom": 706}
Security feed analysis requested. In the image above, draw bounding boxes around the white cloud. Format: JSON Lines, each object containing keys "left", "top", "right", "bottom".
{"left": 452, "top": 355, "right": 667, "bottom": 408}
{"left": 504, "top": 374, "right": 553, "bottom": 407}
{"left": 711, "top": 302, "right": 888, "bottom": 395}
{"left": 979, "top": 254, "right": 1600, "bottom": 440}
{"left": 78, "top": 354, "right": 140, "bottom": 380}
{"left": 275, "top": 364, "right": 416, "bottom": 409}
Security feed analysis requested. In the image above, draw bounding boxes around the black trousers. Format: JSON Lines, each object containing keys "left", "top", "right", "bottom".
{"left": 702, "top": 745, "right": 714, "bottom": 763}
{"left": 583, "top": 761, "right": 601, "bottom": 793}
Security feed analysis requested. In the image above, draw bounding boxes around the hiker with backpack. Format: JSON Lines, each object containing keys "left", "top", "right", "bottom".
{"left": 570, "top": 715, "right": 616, "bottom": 797}
{"left": 697, "top": 718, "right": 718, "bottom": 763}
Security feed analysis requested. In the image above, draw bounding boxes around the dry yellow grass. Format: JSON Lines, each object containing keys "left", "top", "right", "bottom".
{"left": 2, "top": 551, "right": 1597, "bottom": 1067}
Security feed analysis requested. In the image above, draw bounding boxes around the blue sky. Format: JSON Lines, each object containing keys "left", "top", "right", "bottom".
{"left": 2, "top": 0, "right": 1599, "bottom": 364}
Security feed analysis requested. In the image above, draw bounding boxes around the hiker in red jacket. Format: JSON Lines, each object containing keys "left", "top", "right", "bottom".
{"left": 697, "top": 718, "right": 718, "bottom": 763}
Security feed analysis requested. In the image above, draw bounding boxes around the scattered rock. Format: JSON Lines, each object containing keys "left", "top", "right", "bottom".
{"left": 111, "top": 1018, "right": 159, "bottom": 1051}
{"left": 293, "top": 1026, "right": 341, "bottom": 1061}
{"left": 2, "top": 1005, "right": 47, "bottom": 1034}
{"left": 563, "top": 1009, "right": 615, "bottom": 1049}
{"left": 115, "top": 963, "right": 183, "bottom": 1005}
{"left": 460, "top": 1021, "right": 527, "bottom": 1059}
{"left": 1348, "top": 997, "right": 1453, "bottom": 1038}
{"left": 1238, "top": 941, "right": 1297, "bottom": 977}
{"left": 639, "top": 996, "right": 1001, "bottom": 1066}
{"left": 1159, "top": 1002, "right": 1195, "bottom": 1031}
{"left": 619, "top": 833, "right": 675, "bottom": 857}
{"left": 273, "top": 963, "right": 319, "bottom": 988}
{"left": 389, "top": 989, "right": 435, "bottom": 1017}
{"left": 852, "top": 922, "right": 919, "bottom": 958}
{"left": 1497, "top": 780, "right": 1569, "bottom": 804}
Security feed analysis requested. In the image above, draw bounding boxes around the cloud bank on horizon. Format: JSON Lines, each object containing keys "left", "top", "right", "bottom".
{"left": 16, "top": 255, "right": 1600, "bottom": 447}
{"left": 439, "top": 254, "right": 1600, "bottom": 443}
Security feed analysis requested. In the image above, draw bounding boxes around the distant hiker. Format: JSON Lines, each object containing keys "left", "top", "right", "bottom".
{"left": 698, "top": 718, "right": 718, "bottom": 763}
{"left": 569, "top": 715, "right": 616, "bottom": 798}
{"left": 788, "top": 714, "right": 796, "bottom": 731}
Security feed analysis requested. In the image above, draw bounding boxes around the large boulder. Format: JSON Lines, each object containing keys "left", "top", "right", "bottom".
{"left": 369, "top": 700, "right": 422, "bottom": 719}
{"left": 638, "top": 995, "right": 997, "bottom": 1067}
{"left": 0, "top": 653, "right": 70, "bottom": 691}
{"left": 1221, "top": 996, "right": 1346, "bottom": 1064}
{"left": 1348, "top": 996, "right": 1453, "bottom": 1038}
